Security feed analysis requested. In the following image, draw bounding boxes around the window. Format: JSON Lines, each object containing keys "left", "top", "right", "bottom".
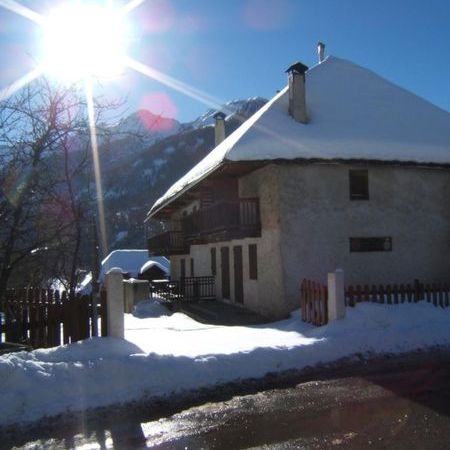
{"left": 350, "top": 237, "right": 392, "bottom": 253}
{"left": 349, "top": 169, "right": 369, "bottom": 200}
{"left": 190, "top": 258, "right": 194, "bottom": 277}
{"left": 211, "top": 248, "right": 216, "bottom": 275}
{"left": 249, "top": 244, "right": 258, "bottom": 280}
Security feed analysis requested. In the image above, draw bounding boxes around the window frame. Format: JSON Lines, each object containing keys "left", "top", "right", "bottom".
{"left": 349, "top": 237, "right": 392, "bottom": 253}
{"left": 349, "top": 169, "right": 369, "bottom": 200}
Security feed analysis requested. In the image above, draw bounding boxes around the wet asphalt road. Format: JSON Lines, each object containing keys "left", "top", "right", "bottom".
{"left": 6, "top": 352, "right": 450, "bottom": 450}
{"left": 141, "top": 370, "right": 450, "bottom": 450}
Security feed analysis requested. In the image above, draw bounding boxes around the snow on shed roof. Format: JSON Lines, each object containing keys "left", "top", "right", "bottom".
{"left": 101, "top": 250, "right": 150, "bottom": 278}
{"left": 149, "top": 56, "right": 450, "bottom": 216}
{"left": 139, "top": 259, "right": 170, "bottom": 275}
{"left": 78, "top": 251, "right": 170, "bottom": 294}
{"left": 100, "top": 250, "right": 169, "bottom": 281}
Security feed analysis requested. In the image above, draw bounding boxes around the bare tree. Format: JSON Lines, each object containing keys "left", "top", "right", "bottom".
{"left": 0, "top": 77, "right": 119, "bottom": 297}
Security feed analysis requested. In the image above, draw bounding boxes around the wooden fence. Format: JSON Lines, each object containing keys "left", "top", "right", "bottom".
{"left": 0, "top": 288, "right": 108, "bottom": 349}
{"left": 300, "top": 279, "right": 328, "bottom": 326}
{"left": 346, "top": 281, "right": 450, "bottom": 308}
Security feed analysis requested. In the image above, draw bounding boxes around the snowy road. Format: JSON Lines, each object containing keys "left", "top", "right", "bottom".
{"left": 142, "top": 358, "right": 450, "bottom": 449}
{"left": 5, "top": 350, "right": 450, "bottom": 449}
{"left": 0, "top": 300, "right": 449, "bottom": 428}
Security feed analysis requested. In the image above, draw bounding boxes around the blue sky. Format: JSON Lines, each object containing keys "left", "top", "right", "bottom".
{"left": 1, "top": 0, "right": 450, "bottom": 122}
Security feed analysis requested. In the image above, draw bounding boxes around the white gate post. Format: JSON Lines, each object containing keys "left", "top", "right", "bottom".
{"left": 105, "top": 268, "right": 124, "bottom": 338}
{"left": 327, "top": 269, "right": 345, "bottom": 321}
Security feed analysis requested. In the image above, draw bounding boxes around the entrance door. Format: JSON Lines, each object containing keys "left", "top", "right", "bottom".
{"left": 233, "top": 246, "right": 244, "bottom": 304}
{"left": 220, "top": 247, "right": 230, "bottom": 299}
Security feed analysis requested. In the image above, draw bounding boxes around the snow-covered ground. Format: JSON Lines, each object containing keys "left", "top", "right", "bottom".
{"left": 0, "top": 300, "right": 449, "bottom": 427}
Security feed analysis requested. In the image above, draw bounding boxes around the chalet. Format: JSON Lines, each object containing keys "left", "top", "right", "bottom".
{"left": 146, "top": 46, "right": 450, "bottom": 320}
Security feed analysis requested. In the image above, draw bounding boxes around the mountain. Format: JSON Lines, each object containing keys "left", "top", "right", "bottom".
{"left": 108, "top": 110, "right": 181, "bottom": 145}
{"left": 97, "top": 97, "right": 268, "bottom": 250}
{"left": 186, "top": 97, "right": 267, "bottom": 129}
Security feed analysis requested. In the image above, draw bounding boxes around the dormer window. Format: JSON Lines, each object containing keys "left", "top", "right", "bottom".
{"left": 349, "top": 169, "right": 369, "bottom": 200}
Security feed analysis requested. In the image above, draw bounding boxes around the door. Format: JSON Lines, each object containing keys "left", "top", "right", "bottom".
{"left": 220, "top": 247, "right": 230, "bottom": 299}
{"left": 180, "top": 258, "right": 186, "bottom": 279}
{"left": 233, "top": 246, "right": 244, "bottom": 304}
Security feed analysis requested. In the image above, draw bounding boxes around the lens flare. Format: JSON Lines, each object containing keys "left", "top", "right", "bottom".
{"left": 0, "top": 0, "right": 43, "bottom": 24}
{"left": 85, "top": 77, "right": 108, "bottom": 256}
{"left": 0, "top": 67, "right": 42, "bottom": 102}
{"left": 41, "top": 3, "right": 130, "bottom": 82}
{"left": 126, "top": 56, "right": 222, "bottom": 110}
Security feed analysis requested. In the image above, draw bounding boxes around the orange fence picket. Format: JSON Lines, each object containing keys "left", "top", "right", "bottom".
{"left": 300, "top": 279, "right": 328, "bottom": 326}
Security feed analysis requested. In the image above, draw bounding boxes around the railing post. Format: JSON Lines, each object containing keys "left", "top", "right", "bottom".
{"left": 327, "top": 269, "right": 345, "bottom": 321}
{"left": 105, "top": 268, "right": 124, "bottom": 338}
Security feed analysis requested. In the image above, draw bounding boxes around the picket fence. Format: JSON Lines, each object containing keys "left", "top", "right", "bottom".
{"left": 300, "top": 279, "right": 328, "bottom": 326}
{"left": 0, "top": 288, "right": 108, "bottom": 349}
{"left": 346, "top": 281, "right": 450, "bottom": 308}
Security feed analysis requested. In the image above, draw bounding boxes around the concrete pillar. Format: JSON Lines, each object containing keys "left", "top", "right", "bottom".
{"left": 288, "top": 72, "right": 308, "bottom": 124}
{"left": 123, "top": 279, "right": 150, "bottom": 313}
{"left": 105, "top": 268, "right": 124, "bottom": 338}
{"left": 327, "top": 269, "right": 345, "bottom": 321}
{"left": 214, "top": 112, "right": 226, "bottom": 146}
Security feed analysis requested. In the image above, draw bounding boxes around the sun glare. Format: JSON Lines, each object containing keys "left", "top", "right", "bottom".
{"left": 41, "top": 3, "right": 130, "bottom": 82}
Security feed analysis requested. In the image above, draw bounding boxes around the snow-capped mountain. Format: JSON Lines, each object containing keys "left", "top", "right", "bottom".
{"left": 108, "top": 110, "right": 181, "bottom": 145}
{"left": 98, "top": 96, "right": 268, "bottom": 250}
{"left": 186, "top": 97, "right": 267, "bottom": 129}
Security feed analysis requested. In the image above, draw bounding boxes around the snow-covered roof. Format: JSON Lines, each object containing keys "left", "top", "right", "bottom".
{"left": 78, "top": 250, "right": 170, "bottom": 293}
{"left": 139, "top": 259, "right": 170, "bottom": 275}
{"left": 101, "top": 250, "right": 152, "bottom": 279}
{"left": 149, "top": 56, "right": 450, "bottom": 216}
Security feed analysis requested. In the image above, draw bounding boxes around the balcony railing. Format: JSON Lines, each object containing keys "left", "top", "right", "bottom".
{"left": 147, "top": 198, "right": 261, "bottom": 256}
{"left": 149, "top": 276, "right": 216, "bottom": 302}
{"left": 182, "top": 198, "right": 261, "bottom": 244}
{"left": 148, "top": 230, "right": 188, "bottom": 256}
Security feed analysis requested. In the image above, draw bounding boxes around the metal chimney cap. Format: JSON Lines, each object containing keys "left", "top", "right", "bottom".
{"left": 213, "top": 111, "right": 226, "bottom": 120}
{"left": 317, "top": 41, "right": 326, "bottom": 63}
{"left": 285, "top": 61, "right": 309, "bottom": 75}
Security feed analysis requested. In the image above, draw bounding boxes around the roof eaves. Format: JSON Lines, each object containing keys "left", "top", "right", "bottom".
{"left": 145, "top": 161, "right": 226, "bottom": 221}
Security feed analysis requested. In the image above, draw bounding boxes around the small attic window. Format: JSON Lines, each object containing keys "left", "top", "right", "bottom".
{"left": 349, "top": 170, "right": 369, "bottom": 200}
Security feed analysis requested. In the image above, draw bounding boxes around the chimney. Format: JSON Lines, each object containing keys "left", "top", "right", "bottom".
{"left": 286, "top": 61, "right": 309, "bottom": 124}
{"left": 318, "top": 42, "right": 325, "bottom": 63}
{"left": 213, "top": 111, "right": 226, "bottom": 146}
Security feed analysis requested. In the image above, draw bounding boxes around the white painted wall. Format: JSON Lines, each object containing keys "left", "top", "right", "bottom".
{"left": 278, "top": 164, "right": 450, "bottom": 310}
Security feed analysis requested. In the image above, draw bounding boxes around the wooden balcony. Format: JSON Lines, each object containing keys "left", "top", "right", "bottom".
{"left": 148, "top": 199, "right": 261, "bottom": 256}
{"left": 182, "top": 198, "right": 261, "bottom": 244}
{"left": 148, "top": 231, "right": 188, "bottom": 256}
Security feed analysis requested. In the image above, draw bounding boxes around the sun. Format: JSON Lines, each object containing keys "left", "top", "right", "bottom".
{"left": 41, "top": 3, "right": 130, "bottom": 82}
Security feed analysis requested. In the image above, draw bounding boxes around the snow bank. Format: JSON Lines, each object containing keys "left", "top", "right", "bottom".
{"left": 0, "top": 301, "right": 449, "bottom": 427}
